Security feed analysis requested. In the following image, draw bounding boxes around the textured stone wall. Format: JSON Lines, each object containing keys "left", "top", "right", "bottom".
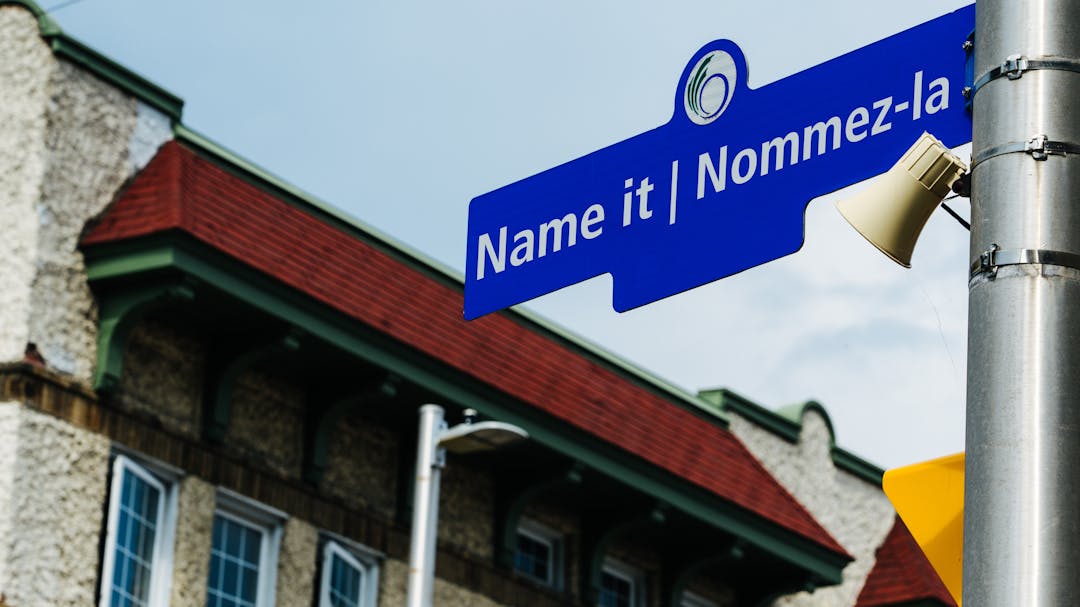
{"left": 224, "top": 369, "right": 306, "bottom": 478}
{"left": 169, "top": 476, "right": 215, "bottom": 607}
{"left": 117, "top": 319, "right": 205, "bottom": 439}
{"left": 0, "top": 402, "right": 111, "bottom": 606}
{"left": 0, "top": 7, "right": 51, "bottom": 372}
{"left": 439, "top": 457, "right": 496, "bottom": 559}
{"left": 0, "top": 4, "right": 170, "bottom": 381}
{"left": 0, "top": 402, "right": 20, "bottom": 601}
{"left": 729, "top": 410, "right": 895, "bottom": 606}
{"left": 683, "top": 573, "right": 736, "bottom": 607}
{"left": 378, "top": 558, "right": 507, "bottom": 607}
{"left": 322, "top": 410, "right": 400, "bottom": 519}
{"left": 277, "top": 518, "right": 319, "bottom": 606}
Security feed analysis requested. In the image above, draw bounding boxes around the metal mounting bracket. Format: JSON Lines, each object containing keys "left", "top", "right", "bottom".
{"left": 971, "top": 244, "right": 1080, "bottom": 278}
{"left": 970, "top": 54, "right": 1080, "bottom": 97}
{"left": 970, "top": 135, "right": 1080, "bottom": 168}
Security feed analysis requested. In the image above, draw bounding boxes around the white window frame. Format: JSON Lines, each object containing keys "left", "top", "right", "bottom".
{"left": 318, "top": 536, "right": 381, "bottom": 607}
{"left": 599, "top": 557, "right": 645, "bottom": 607}
{"left": 514, "top": 518, "right": 564, "bottom": 589}
{"left": 681, "top": 590, "right": 718, "bottom": 607}
{"left": 99, "top": 454, "right": 178, "bottom": 607}
{"left": 209, "top": 488, "right": 285, "bottom": 607}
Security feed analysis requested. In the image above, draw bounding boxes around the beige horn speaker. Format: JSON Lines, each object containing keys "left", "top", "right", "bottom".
{"left": 836, "top": 132, "right": 967, "bottom": 267}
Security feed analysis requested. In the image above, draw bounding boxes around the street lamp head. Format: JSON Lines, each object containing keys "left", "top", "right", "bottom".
{"left": 836, "top": 132, "right": 967, "bottom": 268}
{"left": 438, "top": 420, "right": 529, "bottom": 454}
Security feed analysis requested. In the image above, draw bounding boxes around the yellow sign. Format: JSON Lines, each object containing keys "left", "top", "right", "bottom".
{"left": 882, "top": 452, "right": 964, "bottom": 605}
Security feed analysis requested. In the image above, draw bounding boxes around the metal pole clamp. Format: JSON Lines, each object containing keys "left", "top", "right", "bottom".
{"left": 971, "top": 244, "right": 1080, "bottom": 278}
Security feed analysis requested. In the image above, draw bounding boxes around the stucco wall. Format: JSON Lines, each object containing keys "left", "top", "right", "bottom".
{"left": 322, "top": 410, "right": 400, "bottom": 519}
{"left": 683, "top": 573, "right": 736, "bottom": 607}
{"left": 729, "top": 410, "right": 895, "bottom": 606}
{"left": 0, "top": 402, "right": 20, "bottom": 601}
{"left": 118, "top": 319, "right": 205, "bottom": 439}
{"left": 169, "top": 476, "right": 215, "bottom": 607}
{"left": 0, "top": 7, "right": 51, "bottom": 372}
{"left": 0, "top": 402, "right": 111, "bottom": 606}
{"left": 439, "top": 458, "right": 496, "bottom": 559}
{"left": 0, "top": 4, "right": 170, "bottom": 381}
{"left": 378, "top": 558, "right": 507, "bottom": 607}
{"left": 226, "top": 369, "right": 306, "bottom": 478}
{"left": 277, "top": 518, "right": 319, "bottom": 606}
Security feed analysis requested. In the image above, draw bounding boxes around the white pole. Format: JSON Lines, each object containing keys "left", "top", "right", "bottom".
{"left": 406, "top": 404, "right": 445, "bottom": 607}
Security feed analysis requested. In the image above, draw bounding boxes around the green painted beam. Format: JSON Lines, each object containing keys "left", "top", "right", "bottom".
{"left": 303, "top": 375, "right": 399, "bottom": 484}
{"left": 662, "top": 545, "right": 743, "bottom": 607}
{"left": 700, "top": 387, "right": 885, "bottom": 485}
{"left": 202, "top": 330, "right": 301, "bottom": 443}
{"left": 92, "top": 281, "right": 194, "bottom": 392}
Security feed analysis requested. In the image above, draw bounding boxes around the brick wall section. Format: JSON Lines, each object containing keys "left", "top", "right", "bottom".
{"left": 81, "top": 141, "right": 845, "bottom": 556}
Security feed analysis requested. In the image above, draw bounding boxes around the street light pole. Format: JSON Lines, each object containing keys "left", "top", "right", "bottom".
{"left": 404, "top": 404, "right": 529, "bottom": 607}
{"left": 965, "top": 1, "right": 1080, "bottom": 604}
{"left": 406, "top": 404, "right": 445, "bottom": 607}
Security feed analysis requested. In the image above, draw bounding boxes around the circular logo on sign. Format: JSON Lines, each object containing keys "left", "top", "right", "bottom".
{"left": 684, "top": 50, "right": 737, "bottom": 125}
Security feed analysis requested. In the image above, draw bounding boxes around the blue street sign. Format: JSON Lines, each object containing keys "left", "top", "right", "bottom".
{"left": 465, "top": 5, "right": 974, "bottom": 320}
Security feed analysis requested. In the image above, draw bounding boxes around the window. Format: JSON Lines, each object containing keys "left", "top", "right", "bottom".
{"left": 99, "top": 454, "right": 177, "bottom": 607}
{"left": 318, "top": 539, "right": 380, "bottom": 607}
{"left": 206, "top": 490, "right": 283, "bottom": 607}
{"left": 598, "top": 559, "right": 644, "bottom": 607}
{"left": 513, "top": 519, "right": 563, "bottom": 589}
{"left": 681, "top": 591, "right": 718, "bottom": 607}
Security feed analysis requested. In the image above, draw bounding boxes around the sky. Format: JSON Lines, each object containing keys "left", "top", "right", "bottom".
{"left": 50, "top": 0, "right": 972, "bottom": 469}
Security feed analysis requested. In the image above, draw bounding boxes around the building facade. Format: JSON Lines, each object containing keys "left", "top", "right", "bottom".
{"left": 0, "top": 2, "right": 952, "bottom": 606}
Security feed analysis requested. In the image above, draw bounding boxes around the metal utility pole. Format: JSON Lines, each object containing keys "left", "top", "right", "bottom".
{"left": 405, "top": 405, "right": 528, "bottom": 607}
{"left": 406, "top": 405, "right": 445, "bottom": 607}
{"left": 965, "top": 1, "right": 1080, "bottom": 604}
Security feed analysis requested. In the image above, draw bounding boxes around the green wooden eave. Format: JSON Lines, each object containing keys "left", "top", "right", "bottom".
{"left": 82, "top": 231, "right": 851, "bottom": 586}
{"left": 1, "top": 0, "right": 184, "bottom": 122}
{"left": 173, "top": 124, "right": 725, "bottom": 425}
{"left": 699, "top": 388, "right": 886, "bottom": 485}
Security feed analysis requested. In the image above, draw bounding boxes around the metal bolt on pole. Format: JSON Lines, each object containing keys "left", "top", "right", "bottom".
{"left": 965, "top": 1, "right": 1080, "bottom": 604}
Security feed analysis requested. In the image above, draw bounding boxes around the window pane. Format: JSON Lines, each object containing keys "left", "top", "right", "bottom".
{"left": 207, "top": 516, "right": 263, "bottom": 607}
{"left": 600, "top": 570, "right": 634, "bottom": 607}
{"left": 107, "top": 467, "right": 163, "bottom": 607}
{"left": 514, "top": 533, "right": 552, "bottom": 584}
{"left": 327, "top": 552, "right": 363, "bottom": 607}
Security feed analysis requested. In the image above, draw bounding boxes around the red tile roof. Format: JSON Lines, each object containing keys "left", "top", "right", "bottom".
{"left": 856, "top": 516, "right": 956, "bottom": 606}
{"left": 83, "top": 140, "right": 846, "bottom": 556}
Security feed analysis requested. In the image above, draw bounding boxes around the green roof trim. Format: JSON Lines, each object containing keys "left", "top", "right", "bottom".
{"left": 832, "top": 448, "right": 885, "bottom": 485}
{"left": 82, "top": 231, "right": 850, "bottom": 585}
{"left": 699, "top": 388, "right": 885, "bottom": 485}
{"left": 1, "top": 0, "right": 184, "bottom": 121}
